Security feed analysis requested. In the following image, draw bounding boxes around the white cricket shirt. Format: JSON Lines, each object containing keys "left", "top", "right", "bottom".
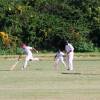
{"left": 65, "top": 43, "right": 74, "bottom": 53}
{"left": 56, "top": 51, "right": 65, "bottom": 58}
{"left": 23, "top": 46, "right": 33, "bottom": 56}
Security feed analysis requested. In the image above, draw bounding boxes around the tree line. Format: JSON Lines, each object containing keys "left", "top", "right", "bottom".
{"left": 0, "top": 0, "right": 100, "bottom": 54}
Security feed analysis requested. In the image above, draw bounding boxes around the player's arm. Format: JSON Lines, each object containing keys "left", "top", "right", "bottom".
{"left": 32, "top": 47, "right": 38, "bottom": 53}
{"left": 62, "top": 52, "right": 65, "bottom": 57}
{"left": 67, "top": 50, "right": 72, "bottom": 54}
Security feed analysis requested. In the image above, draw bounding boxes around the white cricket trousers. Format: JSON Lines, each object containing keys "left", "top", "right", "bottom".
{"left": 23, "top": 55, "right": 39, "bottom": 69}
{"left": 54, "top": 57, "right": 66, "bottom": 70}
{"left": 67, "top": 52, "right": 74, "bottom": 70}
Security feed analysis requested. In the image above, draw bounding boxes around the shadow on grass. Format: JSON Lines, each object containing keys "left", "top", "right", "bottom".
{"left": 61, "top": 72, "right": 100, "bottom": 76}
{"left": 35, "top": 68, "right": 43, "bottom": 70}
{"left": 0, "top": 69, "right": 11, "bottom": 71}
{"left": 61, "top": 72, "right": 81, "bottom": 75}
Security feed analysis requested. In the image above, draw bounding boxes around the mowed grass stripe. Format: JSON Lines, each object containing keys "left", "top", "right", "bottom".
{"left": 0, "top": 55, "right": 100, "bottom": 100}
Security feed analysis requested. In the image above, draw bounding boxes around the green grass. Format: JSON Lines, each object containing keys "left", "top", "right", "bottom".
{"left": 0, "top": 54, "right": 100, "bottom": 100}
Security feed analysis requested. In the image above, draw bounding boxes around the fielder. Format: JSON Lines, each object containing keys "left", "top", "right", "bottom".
{"left": 21, "top": 43, "right": 39, "bottom": 70}
{"left": 65, "top": 41, "right": 74, "bottom": 70}
{"left": 54, "top": 49, "right": 67, "bottom": 71}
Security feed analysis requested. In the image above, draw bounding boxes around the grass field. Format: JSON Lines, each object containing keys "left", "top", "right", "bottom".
{"left": 0, "top": 53, "right": 100, "bottom": 100}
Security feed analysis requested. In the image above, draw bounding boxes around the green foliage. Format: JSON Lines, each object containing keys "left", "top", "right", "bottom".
{"left": 74, "top": 38, "right": 94, "bottom": 52}
{"left": 0, "top": 0, "right": 100, "bottom": 54}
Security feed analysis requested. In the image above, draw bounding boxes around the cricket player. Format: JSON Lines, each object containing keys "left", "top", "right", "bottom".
{"left": 21, "top": 43, "right": 39, "bottom": 70}
{"left": 54, "top": 49, "right": 67, "bottom": 71}
{"left": 65, "top": 41, "right": 74, "bottom": 70}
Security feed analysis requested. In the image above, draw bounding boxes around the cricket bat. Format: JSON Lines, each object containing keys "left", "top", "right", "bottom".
{"left": 10, "top": 60, "right": 19, "bottom": 71}
{"left": 10, "top": 55, "right": 22, "bottom": 71}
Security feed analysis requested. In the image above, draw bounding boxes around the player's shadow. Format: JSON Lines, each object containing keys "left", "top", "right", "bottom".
{"left": 82, "top": 73, "right": 100, "bottom": 76}
{"left": 61, "top": 72, "right": 81, "bottom": 75}
{"left": 61, "top": 72, "right": 100, "bottom": 76}
{"left": 35, "top": 68, "right": 43, "bottom": 70}
{"left": 0, "top": 69, "right": 11, "bottom": 71}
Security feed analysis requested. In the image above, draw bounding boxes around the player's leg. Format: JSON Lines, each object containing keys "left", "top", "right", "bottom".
{"left": 60, "top": 57, "right": 67, "bottom": 69}
{"left": 68, "top": 52, "right": 74, "bottom": 70}
{"left": 66, "top": 55, "right": 69, "bottom": 70}
{"left": 22, "top": 56, "right": 29, "bottom": 70}
{"left": 31, "top": 55, "right": 39, "bottom": 61}
{"left": 33, "top": 57, "right": 39, "bottom": 61}
{"left": 54, "top": 58, "right": 59, "bottom": 71}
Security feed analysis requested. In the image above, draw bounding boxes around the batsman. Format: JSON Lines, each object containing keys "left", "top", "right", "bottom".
{"left": 65, "top": 41, "right": 74, "bottom": 71}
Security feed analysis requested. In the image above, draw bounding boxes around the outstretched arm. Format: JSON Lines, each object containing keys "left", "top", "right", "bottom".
{"left": 32, "top": 47, "right": 38, "bottom": 53}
